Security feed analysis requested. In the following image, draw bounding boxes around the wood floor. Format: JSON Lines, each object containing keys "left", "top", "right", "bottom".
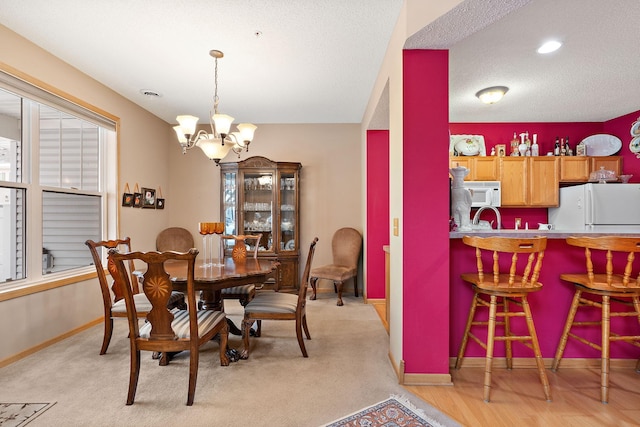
{"left": 371, "top": 302, "right": 640, "bottom": 427}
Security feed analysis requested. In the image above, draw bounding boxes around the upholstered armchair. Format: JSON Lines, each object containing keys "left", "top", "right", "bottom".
{"left": 309, "top": 227, "right": 362, "bottom": 306}
{"left": 156, "top": 227, "right": 195, "bottom": 252}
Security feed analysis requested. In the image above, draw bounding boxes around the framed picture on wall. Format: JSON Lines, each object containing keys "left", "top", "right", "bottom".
{"left": 122, "top": 192, "right": 133, "bottom": 207}
{"left": 156, "top": 198, "right": 165, "bottom": 209}
{"left": 133, "top": 192, "right": 142, "bottom": 208}
{"left": 141, "top": 187, "right": 156, "bottom": 209}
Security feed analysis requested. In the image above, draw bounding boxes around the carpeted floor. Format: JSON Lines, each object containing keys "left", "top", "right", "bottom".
{"left": 0, "top": 295, "right": 461, "bottom": 427}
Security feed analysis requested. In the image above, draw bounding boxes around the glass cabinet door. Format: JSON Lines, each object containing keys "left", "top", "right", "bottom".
{"left": 243, "top": 172, "right": 274, "bottom": 252}
{"left": 222, "top": 171, "right": 237, "bottom": 235}
{"left": 279, "top": 171, "right": 297, "bottom": 252}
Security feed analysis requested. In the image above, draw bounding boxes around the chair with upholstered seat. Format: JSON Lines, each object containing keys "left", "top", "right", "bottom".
{"left": 108, "top": 248, "right": 229, "bottom": 406}
{"left": 85, "top": 238, "right": 185, "bottom": 356}
{"left": 220, "top": 234, "right": 262, "bottom": 307}
{"left": 309, "top": 227, "right": 362, "bottom": 306}
{"left": 455, "top": 235, "right": 551, "bottom": 403}
{"left": 241, "top": 237, "right": 318, "bottom": 359}
{"left": 552, "top": 236, "right": 640, "bottom": 404}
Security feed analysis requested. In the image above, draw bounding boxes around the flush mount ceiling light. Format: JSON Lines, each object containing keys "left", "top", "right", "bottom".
{"left": 537, "top": 40, "right": 562, "bottom": 54}
{"left": 173, "top": 50, "right": 257, "bottom": 165}
{"left": 475, "top": 86, "right": 509, "bottom": 104}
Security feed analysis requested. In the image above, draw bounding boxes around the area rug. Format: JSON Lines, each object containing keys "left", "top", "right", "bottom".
{"left": 0, "top": 403, "right": 56, "bottom": 427}
{"left": 321, "top": 395, "right": 451, "bottom": 427}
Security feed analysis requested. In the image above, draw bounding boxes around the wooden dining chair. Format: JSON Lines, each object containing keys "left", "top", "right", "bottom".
{"left": 240, "top": 237, "right": 318, "bottom": 359}
{"left": 309, "top": 227, "right": 362, "bottom": 306}
{"left": 108, "top": 248, "right": 230, "bottom": 406}
{"left": 455, "top": 235, "right": 551, "bottom": 402}
{"left": 552, "top": 236, "right": 640, "bottom": 404}
{"left": 85, "top": 238, "right": 185, "bottom": 356}
{"left": 221, "top": 234, "right": 262, "bottom": 307}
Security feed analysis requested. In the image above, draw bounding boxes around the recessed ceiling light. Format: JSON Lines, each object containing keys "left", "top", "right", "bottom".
{"left": 537, "top": 40, "right": 562, "bottom": 54}
{"left": 140, "top": 89, "right": 162, "bottom": 98}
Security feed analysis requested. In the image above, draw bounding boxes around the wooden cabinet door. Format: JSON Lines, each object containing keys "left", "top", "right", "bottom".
{"left": 560, "top": 157, "right": 589, "bottom": 182}
{"left": 275, "top": 257, "right": 299, "bottom": 292}
{"left": 449, "top": 156, "right": 498, "bottom": 180}
{"left": 529, "top": 157, "right": 559, "bottom": 206}
{"left": 499, "top": 158, "right": 528, "bottom": 206}
{"left": 449, "top": 157, "right": 471, "bottom": 180}
{"left": 472, "top": 157, "right": 499, "bottom": 180}
{"left": 590, "top": 156, "right": 622, "bottom": 176}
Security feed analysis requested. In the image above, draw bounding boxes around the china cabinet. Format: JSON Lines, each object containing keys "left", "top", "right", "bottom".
{"left": 220, "top": 156, "right": 302, "bottom": 291}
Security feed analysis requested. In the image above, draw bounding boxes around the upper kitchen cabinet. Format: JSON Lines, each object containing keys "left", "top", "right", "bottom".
{"left": 590, "top": 156, "right": 622, "bottom": 177}
{"left": 559, "top": 157, "right": 590, "bottom": 182}
{"left": 449, "top": 156, "right": 499, "bottom": 181}
{"left": 560, "top": 156, "right": 622, "bottom": 182}
{"left": 499, "top": 157, "right": 559, "bottom": 207}
{"left": 220, "top": 156, "right": 302, "bottom": 291}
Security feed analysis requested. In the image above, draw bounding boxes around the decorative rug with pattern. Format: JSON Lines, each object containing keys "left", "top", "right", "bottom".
{"left": 321, "top": 395, "right": 453, "bottom": 427}
{"left": 0, "top": 403, "right": 55, "bottom": 427}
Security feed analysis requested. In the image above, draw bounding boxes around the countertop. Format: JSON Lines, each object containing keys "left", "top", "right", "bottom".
{"left": 450, "top": 225, "right": 640, "bottom": 239}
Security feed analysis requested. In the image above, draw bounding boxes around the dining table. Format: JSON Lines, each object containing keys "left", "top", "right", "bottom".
{"left": 165, "top": 256, "right": 277, "bottom": 334}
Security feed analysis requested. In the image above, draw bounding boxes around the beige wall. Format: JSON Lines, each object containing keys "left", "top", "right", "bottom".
{"left": 167, "top": 123, "right": 362, "bottom": 281}
{"left": 0, "top": 24, "right": 362, "bottom": 363}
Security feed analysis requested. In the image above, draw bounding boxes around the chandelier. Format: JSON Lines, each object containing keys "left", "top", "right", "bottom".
{"left": 173, "top": 50, "right": 257, "bottom": 165}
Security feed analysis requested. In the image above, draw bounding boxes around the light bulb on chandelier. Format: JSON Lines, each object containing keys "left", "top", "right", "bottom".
{"left": 173, "top": 50, "right": 257, "bottom": 165}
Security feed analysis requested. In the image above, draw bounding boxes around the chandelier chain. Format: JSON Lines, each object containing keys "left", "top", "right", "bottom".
{"left": 213, "top": 56, "right": 220, "bottom": 115}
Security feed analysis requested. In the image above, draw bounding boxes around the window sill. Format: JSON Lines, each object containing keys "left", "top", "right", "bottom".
{"left": 0, "top": 267, "right": 97, "bottom": 302}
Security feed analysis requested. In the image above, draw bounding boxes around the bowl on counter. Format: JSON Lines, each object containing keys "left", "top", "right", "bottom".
{"left": 619, "top": 174, "right": 633, "bottom": 183}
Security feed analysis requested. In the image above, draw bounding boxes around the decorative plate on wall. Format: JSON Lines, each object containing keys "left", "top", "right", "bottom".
{"left": 581, "top": 134, "right": 622, "bottom": 156}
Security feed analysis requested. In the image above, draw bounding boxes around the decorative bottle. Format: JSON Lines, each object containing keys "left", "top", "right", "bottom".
{"left": 554, "top": 137, "right": 560, "bottom": 156}
{"left": 531, "top": 133, "right": 539, "bottom": 156}
{"left": 510, "top": 132, "right": 519, "bottom": 156}
{"left": 518, "top": 133, "right": 528, "bottom": 157}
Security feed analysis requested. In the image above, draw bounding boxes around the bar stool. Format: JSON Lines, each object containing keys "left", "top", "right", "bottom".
{"left": 455, "top": 235, "right": 551, "bottom": 402}
{"left": 552, "top": 236, "right": 640, "bottom": 404}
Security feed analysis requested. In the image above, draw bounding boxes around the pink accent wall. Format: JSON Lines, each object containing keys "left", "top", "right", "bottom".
{"left": 450, "top": 122, "right": 604, "bottom": 157}
{"left": 366, "top": 130, "right": 390, "bottom": 299}
{"left": 402, "top": 50, "right": 450, "bottom": 374}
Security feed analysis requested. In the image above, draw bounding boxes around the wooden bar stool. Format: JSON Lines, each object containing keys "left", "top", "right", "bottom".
{"left": 552, "top": 236, "right": 640, "bottom": 404}
{"left": 455, "top": 235, "right": 551, "bottom": 402}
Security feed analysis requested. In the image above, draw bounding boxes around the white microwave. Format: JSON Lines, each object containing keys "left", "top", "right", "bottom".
{"left": 462, "top": 181, "right": 501, "bottom": 208}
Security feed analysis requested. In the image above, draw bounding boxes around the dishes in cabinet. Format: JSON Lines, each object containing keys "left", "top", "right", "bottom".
{"left": 285, "top": 240, "right": 295, "bottom": 250}
{"left": 580, "top": 134, "right": 622, "bottom": 156}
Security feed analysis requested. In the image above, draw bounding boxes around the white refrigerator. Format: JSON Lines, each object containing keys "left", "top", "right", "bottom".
{"left": 548, "top": 183, "right": 640, "bottom": 228}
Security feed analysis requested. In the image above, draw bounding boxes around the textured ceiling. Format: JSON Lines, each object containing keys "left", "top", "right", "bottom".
{"left": 1, "top": 0, "right": 639, "bottom": 127}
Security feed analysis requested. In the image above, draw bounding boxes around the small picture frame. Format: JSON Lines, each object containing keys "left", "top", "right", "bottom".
{"left": 133, "top": 192, "right": 142, "bottom": 208}
{"left": 141, "top": 187, "right": 156, "bottom": 209}
{"left": 122, "top": 193, "right": 133, "bottom": 207}
{"left": 495, "top": 144, "right": 506, "bottom": 157}
{"left": 156, "top": 198, "right": 165, "bottom": 209}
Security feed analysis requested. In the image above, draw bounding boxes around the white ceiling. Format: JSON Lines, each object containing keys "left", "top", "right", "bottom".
{"left": 1, "top": 0, "right": 639, "bottom": 127}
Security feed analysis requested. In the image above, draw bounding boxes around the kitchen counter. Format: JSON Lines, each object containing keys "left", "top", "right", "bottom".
{"left": 450, "top": 225, "right": 640, "bottom": 239}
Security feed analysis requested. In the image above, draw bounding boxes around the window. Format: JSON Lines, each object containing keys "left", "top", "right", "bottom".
{"left": 0, "top": 72, "right": 116, "bottom": 288}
